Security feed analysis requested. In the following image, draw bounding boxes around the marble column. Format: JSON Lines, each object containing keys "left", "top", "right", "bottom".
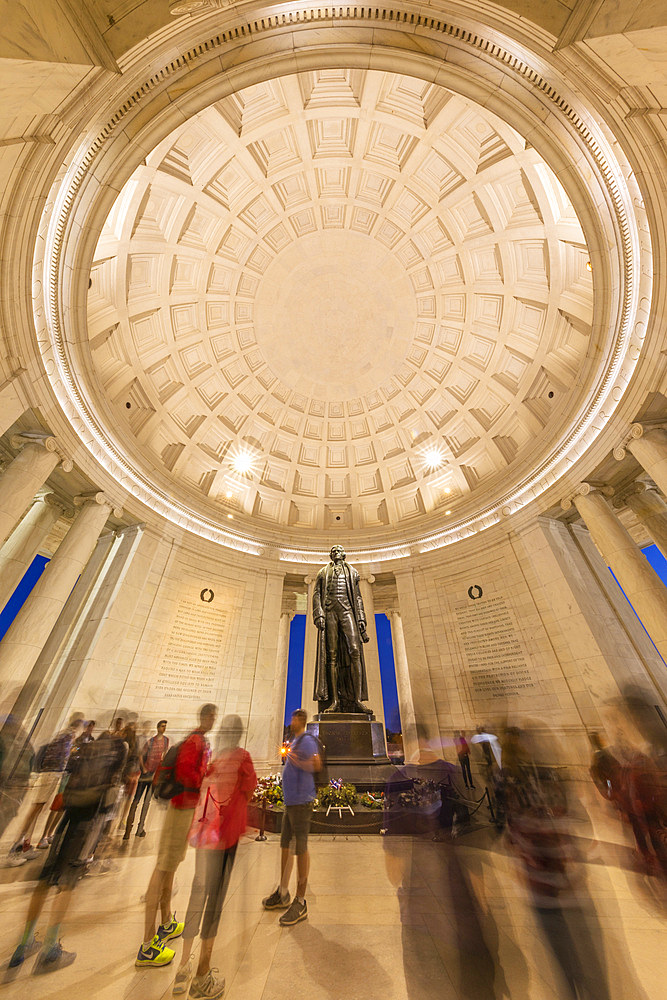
{"left": 358, "top": 575, "right": 387, "bottom": 732}
{"left": 394, "top": 568, "right": 440, "bottom": 752}
{"left": 566, "top": 485, "right": 667, "bottom": 667}
{"left": 269, "top": 611, "right": 294, "bottom": 756}
{"left": 0, "top": 492, "right": 120, "bottom": 713}
{"left": 0, "top": 436, "right": 69, "bottom": 547}
{"left": 613, "top": 482, "right": 667, "bottom": 560}
{"left": 301, "top": 575, "right": 317, "bottom": 717}
{"left": 389, "top": 611, "right": 419, "bottom": 762}
{"left": 245, "top": 569, "right": 286, "bottom": 770}
{"left": 624, "top": 426, "right": 667, "bottom": 499}
{"left": 0, "top": 494, "right": 68, "bottom": 612}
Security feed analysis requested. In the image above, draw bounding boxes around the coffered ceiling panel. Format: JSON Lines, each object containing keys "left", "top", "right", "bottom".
{"left": 87, "top": 69, "right": 593, "bottom": 534}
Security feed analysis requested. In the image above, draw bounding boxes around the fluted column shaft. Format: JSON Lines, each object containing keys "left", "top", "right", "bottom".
{"left": 623, "top": 486, "right": 667, "bottom": 560}
{"left": 0, "top": 441, "right": 61, "bottom": 546}
{"left": 628, "top": 428, "right": 667, "bottom": 499}
{"left": 301, "top": 576, "right": 317, "bottom": 714}
{"left": 358, "top": 575, "right": 386, "bottom": 728}
{"left": 389, "top": 611, "right": 419, "bottom": 762}
{"left": 573, "top": 489, "right": 667, "bottom": 666}
{"left": 0, "top": 496, "right": 113, "bottom": 710}
{"left": 394, "top": 568, "right": 440, "bottom": 753}
{"left": 270, "top": 611, "right": 294, "bottom": 753}
{"left": 0, "top": 495, "right": 64, "bottom": 612}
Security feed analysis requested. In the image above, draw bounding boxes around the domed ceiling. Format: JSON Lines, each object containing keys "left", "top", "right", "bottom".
{"left": 87, "top": 69, "right": 593, "bottom": 540}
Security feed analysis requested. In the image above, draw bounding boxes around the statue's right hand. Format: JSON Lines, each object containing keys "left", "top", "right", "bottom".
{"left": 315, "top": 617, "right": 326, "bottom": 631}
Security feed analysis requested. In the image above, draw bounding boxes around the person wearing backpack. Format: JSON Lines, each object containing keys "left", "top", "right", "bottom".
{"left": 7, "top": 714, "right": 84, "bottom": 865}
{"left": 172, "top": 715, "right": 257, "bottom": 998}
{"left": 261, "top": 708, "right": 320, "bottom": 927}
{"left": 136, "top": 703, "right": 217, "bottom": 969}
{"left": 8, "top": 730, "right": 127, "bottom": 974}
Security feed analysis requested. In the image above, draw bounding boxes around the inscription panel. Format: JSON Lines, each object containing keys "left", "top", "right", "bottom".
{"left": 155, "top": 598, "right": 228, "bottom": 698}
{"left": 454, "top": 594, "right": 535, "bottom": 699}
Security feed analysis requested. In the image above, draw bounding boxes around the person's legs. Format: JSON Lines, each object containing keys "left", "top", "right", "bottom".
{"left": 144, "top": 866, "right": 168, "bottom": 941}
{"left": 124, "top": 780, "right": 146, "bottom": 837}
{"left": 197, "top": 937, "right": 215, "bottom": 978}
{"left": 21, "top": 880, "right": 50, "bottom": 934}
{"left": 279, "top": 804, "right": 312, "bottom": 925}
{"left": 136, "top": 782, "right": 153, "bottom": 834}
{"left": 178, "top": 849, "right": 209, "bottom": 970}
{"left": 296, "top": 849, "right": 309, "bottom": 899}
{"left": 42, "top": 807, "right": 62, "bottom": 841}
{"left": 15, "top": 801, "right": 45, "bottom": 846}
{"left": 197, "top": 846, "right": 236, "bottom": 976}
{"left": 280, "top": 846, "right": 294, "bottom": 892}
{"left": 159, "top": 870, "right": 176, "bottom": 925}
{"left": 42, "top": 886, "right": 75, "bottom": 948}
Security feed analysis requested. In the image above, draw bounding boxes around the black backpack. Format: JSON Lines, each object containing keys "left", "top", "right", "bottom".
{"left": 63, "top": 736, "right": 125, "bottom": 811}
{"left": 152, "top": 741, "right": 184, "bottom": 801}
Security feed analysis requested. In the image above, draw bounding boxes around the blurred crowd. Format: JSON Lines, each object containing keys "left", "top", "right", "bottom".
{"left": 0, "top": 684, "right": 664, "bottom": 998}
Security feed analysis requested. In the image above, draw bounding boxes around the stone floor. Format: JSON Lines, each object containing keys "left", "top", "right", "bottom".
{"left": 0, "top": 784, "right": 664, "bottom": 1000}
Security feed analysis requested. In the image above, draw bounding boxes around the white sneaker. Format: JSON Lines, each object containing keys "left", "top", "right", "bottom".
{"left": 6, "top": 848, "right": 27, "bottom": 868}
{"left": 173, "top": 958, "right": 193, "bottom": 995}
{"left": 189, "top": 968, "right": 225, "bottom": 998}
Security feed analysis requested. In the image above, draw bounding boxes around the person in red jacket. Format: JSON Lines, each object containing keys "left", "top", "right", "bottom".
{"left": 135, "top": 703, "right": 217, "bottom": 969}
{"left": 172, "top": 714, "right": 257, "bottom": 999}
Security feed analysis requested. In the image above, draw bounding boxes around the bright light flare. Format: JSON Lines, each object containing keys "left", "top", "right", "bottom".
{"left": 229, "top": 448, "right": 257, "bottom": 477}
{"left": 422, "top": 445, "right": 444, "bottom": 471}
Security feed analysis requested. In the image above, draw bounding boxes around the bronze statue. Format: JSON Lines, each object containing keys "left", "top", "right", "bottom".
{"left": 312, "top": 545, "right": 371, "bottom": 715}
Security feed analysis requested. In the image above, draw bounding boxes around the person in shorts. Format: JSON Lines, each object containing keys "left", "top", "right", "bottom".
{"left": 262, "top": 709, "right": 320, "bottom": 926}
{"left": 135, "top": 703, "right": 217, "bottom": 969}
{"left": 8, "top": 731, "right": 127, "bottom": 975}
{"left": 7, "top": 714, "right": 84, "bottom": 865}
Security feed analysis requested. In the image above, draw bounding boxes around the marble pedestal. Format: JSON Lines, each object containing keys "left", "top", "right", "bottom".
{"left": 307, "top": 712, "right": 394, "bottom": 791}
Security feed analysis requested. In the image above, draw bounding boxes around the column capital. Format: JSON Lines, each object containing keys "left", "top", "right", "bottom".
{"left": 560, "top": 482, "right": 614, "bottom": 511}
{"left": 37, "top": 491, "right": 74, "bottom": 519}
{"left": 9, "top": 431, "right": 73, "bottom": 472}
{"left": 304, "top": 575, "right": 316, "bottom": 586}
{"left": 613, "top": 421, "right": 667, "bottom": 461}
{"left": 73, "top": 491, "right": 123, "bottom": 518}
{"left": 360, "top": 573, "right": 376, "bottom": 585}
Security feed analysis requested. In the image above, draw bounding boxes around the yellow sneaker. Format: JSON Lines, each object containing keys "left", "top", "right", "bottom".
{"left": 135, "top": 935, "right": 175, "bottom": 967}
{"left": 157, "top": 914, "right": 184, "bottom": 943}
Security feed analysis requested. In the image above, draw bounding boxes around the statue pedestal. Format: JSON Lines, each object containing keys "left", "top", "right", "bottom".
{"left": 307, "top": 712, "right": 394, "bottom": 791}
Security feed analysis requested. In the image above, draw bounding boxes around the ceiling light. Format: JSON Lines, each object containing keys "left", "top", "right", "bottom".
{"left": 227, "top": 513, "right": 233, "bottom": 519}
{"left": 586, "top": 260, "right": 592, "bottom": 271}
{"left": 445, "top": 510, "right": 452, "bottom": 515}
{"left": 230, "top": 450, "right": 255, "bottom": 476}
{"left": 225, "top": 491, "right": 233, "bottom": 499}
{"left": 423, "top": 446, "right": 444, "bottom": 471}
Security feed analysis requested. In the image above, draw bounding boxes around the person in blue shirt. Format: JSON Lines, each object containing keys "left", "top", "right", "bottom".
{"left": 262, "top": 709, "right": 321, "bottom": 926}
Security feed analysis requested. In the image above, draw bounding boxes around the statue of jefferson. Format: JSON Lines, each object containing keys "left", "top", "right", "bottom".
{"left": 312, "top": 545, "right": 371, "bottom": 715}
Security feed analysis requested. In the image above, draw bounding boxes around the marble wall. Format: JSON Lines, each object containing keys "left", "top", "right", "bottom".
{"left": 34, "top": 514, "right": 666, "bottom": 775}
{"left": 388, "top": 519, "right": 667, "bottom": 767}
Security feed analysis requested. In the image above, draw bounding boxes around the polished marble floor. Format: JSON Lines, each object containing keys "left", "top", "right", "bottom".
{"left": 0, "top": 783, "right": 664, "bottom": 1000}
